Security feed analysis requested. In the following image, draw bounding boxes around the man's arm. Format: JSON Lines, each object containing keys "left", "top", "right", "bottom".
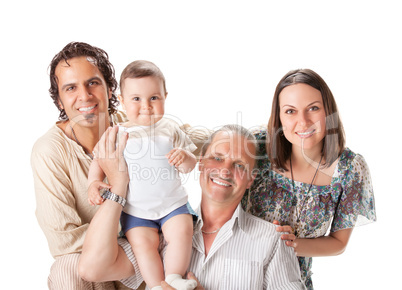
{"left": 79, "top": 198, "right": 135, "bottom": 281}
{"left": 264, "top": 237, "right": 306, "bottom": 290}
{"left": 79, "top": 126, "right": 137, "bottom": 281}
{"left": 31, "top": 140, "right": 88, "bottom": 257}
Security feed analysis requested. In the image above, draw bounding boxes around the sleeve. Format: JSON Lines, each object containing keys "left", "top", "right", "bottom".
{"left": 264, "top": 237, "right": 306, "bottom": 290}
{"left": 331, "top": 153, "right": 376, "bottom": 232}
{"left": 179, "top": 124, "right": 212, "bottom": 157}
{"left": 31, "top": 139, "right": 88, "bottom": 258}
{"left": 110, "top": 110, "right": 128, "bottom": 124}
{"left": 173, "top": 123, "right": 198, "bottom": 153}
{"left": 117, "top": 238, "right": 144, "bottom": 289}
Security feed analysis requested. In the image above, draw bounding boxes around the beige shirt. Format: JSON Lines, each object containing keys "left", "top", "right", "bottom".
{"left": 31, "top": 112, "right": 126, "bottom": 258}
{"left": 32, "top": 112, "right": 210, "bottom": 259}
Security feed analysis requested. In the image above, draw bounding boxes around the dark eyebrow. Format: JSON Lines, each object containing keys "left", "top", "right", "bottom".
{"left": 282, "top": 101, "right": 322, "bottom": 109}
{"left": 60, "top": 77, "right": 103, "bottom": 91}
{"left": 282, "top": 104, "right": 295, "bottom": 109}
{"left": 61, "top": 82, "right": 76, "bottom": 91}
{"left": 87, "top": 76, "right": 103, "bottom": 84}
{"left": 307, "top": 101, "right": 321, "bottom": 106}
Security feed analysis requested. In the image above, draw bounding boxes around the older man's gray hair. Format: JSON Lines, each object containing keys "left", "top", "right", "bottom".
{"left": 200, "top": 124, "right": 257, "bottom": 170}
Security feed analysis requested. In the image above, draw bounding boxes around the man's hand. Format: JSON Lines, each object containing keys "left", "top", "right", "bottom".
{"left": 96, "top": 126, "right": 129, "bottom": 195}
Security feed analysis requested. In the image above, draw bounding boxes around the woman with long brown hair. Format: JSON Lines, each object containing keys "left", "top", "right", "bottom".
{"left": 243, "top": 69, "right": 376, "bottom": 289}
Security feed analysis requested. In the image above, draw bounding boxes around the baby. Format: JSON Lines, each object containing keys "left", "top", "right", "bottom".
{"left": 88, "top": 60, "right": 197, "bottom": 290}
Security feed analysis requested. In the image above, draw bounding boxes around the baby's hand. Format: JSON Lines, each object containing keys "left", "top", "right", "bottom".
{"left": 87, "top": 180, "right": 111, "bottom": 206}
{"left": 166, "top": 148, "right": 197, "bottom": 173}
{"left": 166, "top": 148, "right": 188, "bottom": 167}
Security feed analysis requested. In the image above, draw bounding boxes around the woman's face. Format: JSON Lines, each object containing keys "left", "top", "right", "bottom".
{"left": 279, "top": 83, "right": 327, "bottom": 153}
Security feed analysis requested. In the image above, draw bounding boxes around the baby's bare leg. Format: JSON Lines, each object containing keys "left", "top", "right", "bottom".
{"left": 162, "top": 214, "right": 196, "bottom": 289}
{"left": 125, "top": 227, "right": 163, "bottom": 289}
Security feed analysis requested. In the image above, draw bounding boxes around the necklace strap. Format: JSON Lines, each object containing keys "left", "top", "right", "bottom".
{"left": 290, "top": 155, "right": 323, "bottom": 226}
{"left": 289, "top": 155, "right": 323, "bottom": 189}
{"left": 201, "top": 227, "right": 221, "bottom": 235}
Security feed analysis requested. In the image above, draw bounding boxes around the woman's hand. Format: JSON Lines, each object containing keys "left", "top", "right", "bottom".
{"left": 273, "top": 220, "right": 298, "bottom": 253}
{"left": 95, "top": 126, "right": 129, "bottom": 195}
{"left": 160, "top": 272, "right": 205, "bottom": 290}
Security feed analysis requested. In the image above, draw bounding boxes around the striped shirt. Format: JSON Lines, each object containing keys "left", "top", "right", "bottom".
{"left": 119, "top": 205, "right": 305, "bottom": 289}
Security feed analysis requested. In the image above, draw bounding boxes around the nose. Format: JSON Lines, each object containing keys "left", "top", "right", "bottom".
{"left": 219, "top": 159, "right": 234, "bottom": 178}
{"left": 78, "top": 85, "right": 91, "bottom": 101}
{"left": 141, "top": 99, "right": 151, "bottom": 110}
{"left": 298, "top": 111, "right": 308, "bottom": 127}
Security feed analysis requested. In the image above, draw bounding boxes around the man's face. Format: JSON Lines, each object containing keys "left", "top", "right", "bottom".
{"left": 55, "top": 56, "right": 111, "bottom": 127}
{"left": 199, "top": 131, "right": 256, "bottom": 207}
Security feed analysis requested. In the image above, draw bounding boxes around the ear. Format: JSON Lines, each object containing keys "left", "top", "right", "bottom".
{"left": 118, "top": 94, "right": 125, "bottom": 110}
{"left": 164, "top": 91, "right": 168, "bottom": 100}
{"left": 198, "top": 156, "right": 204, "bottom": 171}
{"left": 58, "top": 99, "right": 64, "bottom": 110}
{"left": 108, "top": 88, "right": 113, "bottom": 99}
{"left": 246, "top": 179, "right": 255, "bottom": 189}
{"left": 246, "top": 170, "right": 257, "bottom": 189}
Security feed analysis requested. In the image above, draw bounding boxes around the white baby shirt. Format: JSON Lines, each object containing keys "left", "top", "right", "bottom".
{"left": 121, "top": 118, "right": 197, "bottom": 219}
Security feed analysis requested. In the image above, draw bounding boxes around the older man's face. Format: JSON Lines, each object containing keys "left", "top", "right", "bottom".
{"left": 199, "top": 131, "right": 256, "bottom": 206}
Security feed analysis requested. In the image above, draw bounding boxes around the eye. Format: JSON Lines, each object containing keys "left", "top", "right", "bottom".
{"left": 66, "top": 86, "right": 75, "bottom": 92}
{"left": 214, "top": 156, "right": 223, "bottom": 162}
{"left": 151, "top": 96, "right": 159, "bottom": 101}
{"left": 234, "top": 163, "right": 246, "bottom": 171}
{"left": 285, "top": 109, "right": 295, "bottom": 114}
{"left": 133, "top": 97, "right": 140, "bottom": 101}
{"left": 89, "top": 80, "right": 99, "bottom": 86}
{"left": 309, "top": 106, "right": 319, "bottom": 111}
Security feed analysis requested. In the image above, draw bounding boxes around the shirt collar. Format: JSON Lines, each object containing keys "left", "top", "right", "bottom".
{"left": 194, "top": 204, "right": 247, "bottom": 234}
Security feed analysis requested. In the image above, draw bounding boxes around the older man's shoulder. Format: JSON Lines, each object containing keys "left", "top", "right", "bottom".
{"left": 242, "top": 210, "right": 281, "bottom": 240}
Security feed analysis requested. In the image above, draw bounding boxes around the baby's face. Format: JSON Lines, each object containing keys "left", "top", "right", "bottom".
{"left": 121, "top": 76, "right": 166, "bottom": 126}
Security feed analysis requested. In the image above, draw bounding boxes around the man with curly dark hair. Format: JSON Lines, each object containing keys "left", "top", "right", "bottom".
{"left": 31, "top": 42, "right": 129, "bottom": 289}
{"left": 48, "top": 42, "right": 120, "bottom": 121}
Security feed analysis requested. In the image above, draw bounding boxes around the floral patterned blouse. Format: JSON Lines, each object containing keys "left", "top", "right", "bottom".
{"left": 242, "top": 131, "right": 376, "bottom": 289}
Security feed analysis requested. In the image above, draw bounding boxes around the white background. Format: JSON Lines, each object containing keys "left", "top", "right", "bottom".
{"left": 1, "top": 1, "right": 399, "bottom": 289}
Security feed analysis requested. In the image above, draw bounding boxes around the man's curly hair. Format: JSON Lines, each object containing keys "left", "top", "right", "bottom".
{"left": 48, "top": 42, "right": 119, "bottom": 120}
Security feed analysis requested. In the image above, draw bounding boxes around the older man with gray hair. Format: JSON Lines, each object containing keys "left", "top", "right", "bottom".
{"left": 79, "top": 124, "right": 305, "bottom": 289}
